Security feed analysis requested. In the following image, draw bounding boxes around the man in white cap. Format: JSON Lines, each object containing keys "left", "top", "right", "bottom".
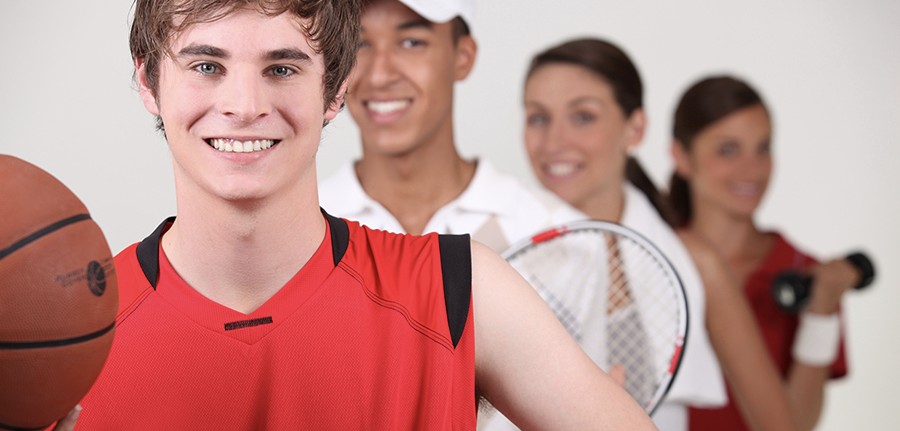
{"left": 319, "top": 0, "right": 579, "bottom": 253}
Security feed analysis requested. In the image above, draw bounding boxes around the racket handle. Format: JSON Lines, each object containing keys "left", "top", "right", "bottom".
{"left": 771, "top": 251, "right": 876, "bottom": 313}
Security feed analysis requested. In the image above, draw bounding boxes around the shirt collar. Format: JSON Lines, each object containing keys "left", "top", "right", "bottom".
{"left": 320, "top": 162, "right": 382, "bottom": 217}
{"left": 447, "top": 159, "right": 519, "bottom": 218}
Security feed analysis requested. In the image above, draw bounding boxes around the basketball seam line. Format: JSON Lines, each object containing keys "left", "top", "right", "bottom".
{"left": 0, "top": 419, "right": 51, "bottom": 431}
{"left": 0, "top": 213, "right": 92, "bottom": 261}
{"left": 0, "top": 322, "right": 114, "bottom": 349}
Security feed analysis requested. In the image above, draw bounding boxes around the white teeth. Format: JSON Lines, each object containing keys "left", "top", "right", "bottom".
{"left": 547, "top": 163, "right": 578, "bottom": 177}
{"left": 209, "top": 139, "right": 275, "bottom": 153}
{"left": 367, "top": 99, "right": 410, "bottom": 114}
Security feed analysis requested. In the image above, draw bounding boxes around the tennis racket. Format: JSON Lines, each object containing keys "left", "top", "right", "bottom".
{"left": 502, "top": 220, "right": 689, "bottom": 414}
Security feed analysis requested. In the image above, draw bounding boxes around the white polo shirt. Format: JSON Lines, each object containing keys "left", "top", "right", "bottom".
{"left": 318, "top": 159, "right": 582, "bottom": 252}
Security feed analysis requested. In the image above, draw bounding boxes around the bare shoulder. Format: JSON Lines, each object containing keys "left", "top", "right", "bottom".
{"left": 676, "top": 230, "right": 734, "bottom": 295}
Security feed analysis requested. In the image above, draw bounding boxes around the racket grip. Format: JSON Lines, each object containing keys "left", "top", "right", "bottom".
{"left": 771, "top": 251, "right": 876, "bottom": 313}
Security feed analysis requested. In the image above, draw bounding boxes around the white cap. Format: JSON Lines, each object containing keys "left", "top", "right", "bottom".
{"left": 397, "top": 0, "right": 475, "bottom": 30}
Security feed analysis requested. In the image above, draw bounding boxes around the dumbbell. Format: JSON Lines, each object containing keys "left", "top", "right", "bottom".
{"left": 771, "top": 252, "right": 875, "bottom": 314}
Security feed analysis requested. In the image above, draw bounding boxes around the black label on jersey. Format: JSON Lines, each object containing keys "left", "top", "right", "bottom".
{"left": 224, "top": 317, "right": 274, "bottom": 331}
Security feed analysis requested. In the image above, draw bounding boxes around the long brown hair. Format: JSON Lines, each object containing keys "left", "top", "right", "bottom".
{"left": 527, "top": 38, "right": 672, "bottom": 222}
{"left": 668, "top": 75, "right": 767, "bottom": 227}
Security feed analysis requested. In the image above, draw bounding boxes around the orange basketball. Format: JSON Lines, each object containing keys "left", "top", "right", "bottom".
{"left": 0, "top": 155, "right": 118, "bottom": 430}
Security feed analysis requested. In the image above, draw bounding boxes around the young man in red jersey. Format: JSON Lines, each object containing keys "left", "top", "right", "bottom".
{"left": 55, "top": 1, "right": 654, "bottom": 430}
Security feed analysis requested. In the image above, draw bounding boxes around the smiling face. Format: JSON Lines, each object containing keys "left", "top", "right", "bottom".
{"left": 137, "top": 8, "right": 343, "bottom": 204}
{"left": 675, "top": 104, "right": 773, "bottom": 219}
{"left": 524, "top": 63, "right": 643, "bottom": 215}
{"left": 348, "top": 0, "right": 475, "bottom": 157}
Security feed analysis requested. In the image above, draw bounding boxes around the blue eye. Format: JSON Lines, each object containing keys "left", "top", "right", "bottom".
{"left": 196, "top": 63, "right": 218, "bottom": 74}
{"left": 271, "top": 66, "right": 294, "bottom": 77}
{"left": 572, "top": 112, "right": 596, "bottom": 125}
{"left": 718, "top": 141, "right": 739, "bottom": 157}
{"left": 527, "top": 114, "right": 549, "bottom": 127}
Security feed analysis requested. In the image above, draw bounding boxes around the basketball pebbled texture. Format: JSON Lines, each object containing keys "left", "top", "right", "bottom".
{"left": 0, "top": 155, "right": 118, "bottom": 429}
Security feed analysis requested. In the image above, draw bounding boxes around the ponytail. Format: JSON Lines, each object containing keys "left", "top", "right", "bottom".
{"left": 667, "top": 172, "right": 692, "bottom": 229}
{"left": 625, "top": 156, "right": 674, "bottom": 226}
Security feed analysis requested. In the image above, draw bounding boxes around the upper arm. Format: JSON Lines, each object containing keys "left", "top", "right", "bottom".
{"left": 470, "top": 241, "right": 655, "bottom": 431}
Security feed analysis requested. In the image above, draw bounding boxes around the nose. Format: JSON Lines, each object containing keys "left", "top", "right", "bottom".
{"left": 543, "top": 119, "right": 569, "bottom": 153}
{"left": 358, "top": 46, "right": 400, "bottom": 89}
{"left": 218, "top": 70, "right": 270, "bottom": 125}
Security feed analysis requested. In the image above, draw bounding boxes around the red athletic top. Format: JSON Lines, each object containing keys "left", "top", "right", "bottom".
{"left": 689, "top": 233, "right": 848, "bottom": 431}
{"left": 77, "top": 213, "right": 476, "bottom": 430}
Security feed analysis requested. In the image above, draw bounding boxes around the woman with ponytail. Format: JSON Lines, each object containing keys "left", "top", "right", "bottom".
{"left": 481, "top": 37, "right": 795, "bottom": 431}
{"left": 670, "top": 76, "right": 855, "bottom": 431}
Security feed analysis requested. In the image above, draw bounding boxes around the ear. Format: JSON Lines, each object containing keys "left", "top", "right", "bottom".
{"left": 324, "top": 78, "right": 349, "bottom": 121}
{"left": 453, "top": 35, "right": 477, "bottom": 81}
{"left": 671, "top": 139, "right": 692, "bottom": 178}
{"left": 624, "top": 108, "right": 647, "bottom": 152}
{"left": 135, "top": 57, "right": 160, "bottom": 116}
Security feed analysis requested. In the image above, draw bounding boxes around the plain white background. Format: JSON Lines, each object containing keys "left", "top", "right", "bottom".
{"left": 2, "top": 1, "right": 898, "bottom": 428}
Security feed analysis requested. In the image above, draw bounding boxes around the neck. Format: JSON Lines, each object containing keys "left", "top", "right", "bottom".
{"left": 578, "top": 182, "right": 627, "bottom": 223}
{"left": 355, "top": 131, "right": 475, "bottom": 235}
{"left": 162, "top": 180, "right": 325, "bottom": 314}
{"left": 688, "top": 203, "right": 771, "bottom": 277}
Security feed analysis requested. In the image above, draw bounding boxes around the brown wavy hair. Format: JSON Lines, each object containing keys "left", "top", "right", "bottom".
{"left": 130, "top": 0, "right": 360, "bottom": 115}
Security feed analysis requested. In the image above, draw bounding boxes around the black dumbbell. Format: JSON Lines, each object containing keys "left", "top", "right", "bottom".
{"left": 771, "top": 252, "right": 875, "bottom": 314}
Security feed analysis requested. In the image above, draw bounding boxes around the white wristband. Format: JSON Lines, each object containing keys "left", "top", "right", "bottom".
{"left": 792, "top": 312, "right": 841, "bottom": 366}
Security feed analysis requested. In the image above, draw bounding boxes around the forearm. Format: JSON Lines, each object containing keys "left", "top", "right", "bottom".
{"left": 706, "top": 292, "right": 797, "bottom": 431}
{"left": 786, "top": 362, "right": 829, "bottom": 431}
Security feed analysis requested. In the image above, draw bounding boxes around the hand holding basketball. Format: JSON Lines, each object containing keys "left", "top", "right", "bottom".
{"left": 0, "top": 155, "right": 118, "bottom": 430}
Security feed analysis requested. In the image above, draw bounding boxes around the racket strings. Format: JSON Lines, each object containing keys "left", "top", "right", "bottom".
{"left": 507, "top": 226, "right": 686, "bottom": 412}
{"left": 604, "top": 234, "right": 659, "bottom": 406}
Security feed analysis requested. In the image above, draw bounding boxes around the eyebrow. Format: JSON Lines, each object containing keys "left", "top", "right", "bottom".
{"left": 396, "top": 19, "right": 434, "bottom": 31}
{"left": 176, "top": 44, "right": 311, "bottom": 63}
{"left": 178, "top": 44, "right": 227, "bottom": 59}
{"left": 266, "top": 48, "right": 311, "bottom": 63}
{"left": 568, "top": 96, "right": 608, "bottom": 108}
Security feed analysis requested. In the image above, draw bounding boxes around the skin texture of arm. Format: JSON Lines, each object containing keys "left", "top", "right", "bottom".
{"left": 678, "top": 231, "right": 798, "bottom": 431}
{"left": 470, "top": 241, "right": 657, "bottom": 431}
{"left": 785, "top": 258, "right": 858, "bottom": 431}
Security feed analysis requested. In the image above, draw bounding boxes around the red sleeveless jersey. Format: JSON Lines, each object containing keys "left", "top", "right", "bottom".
{"left": 77, "top": 213, "right": 476, "bottom": 430}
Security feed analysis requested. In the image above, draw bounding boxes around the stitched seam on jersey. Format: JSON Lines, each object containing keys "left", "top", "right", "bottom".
{"left": 116, "top": 256, "right": 155, "bottom": 327}
{"left": 338, "top": 261, "right": 455, "bottom": 352}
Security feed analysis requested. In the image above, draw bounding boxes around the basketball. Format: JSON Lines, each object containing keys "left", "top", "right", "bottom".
{"left": 0, "top": 155, "right": 118, "bottom": 430}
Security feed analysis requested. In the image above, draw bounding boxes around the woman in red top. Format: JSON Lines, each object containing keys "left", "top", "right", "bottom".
{"left": 668, "top": 76, "right": 856, "bottom": 431}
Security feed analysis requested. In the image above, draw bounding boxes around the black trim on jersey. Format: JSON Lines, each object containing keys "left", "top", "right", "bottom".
{"left": 438, "top": 234, "right": 472, "bottom": 349}
{"left": 136, "top": 216, "right": 174, "bottom": 289}
{"left": 135, "top": 212, "right": 350, "bottom": 289}
{"left": 322, "top": 209, "right": 349, "bottom": 266}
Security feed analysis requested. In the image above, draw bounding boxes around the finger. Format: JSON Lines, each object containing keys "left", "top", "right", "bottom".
{"left": 52, "top": 405, "right": 81, "bottom": 431}
{"left": 609, "top": 364, "right": 627, "bottom": 388}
